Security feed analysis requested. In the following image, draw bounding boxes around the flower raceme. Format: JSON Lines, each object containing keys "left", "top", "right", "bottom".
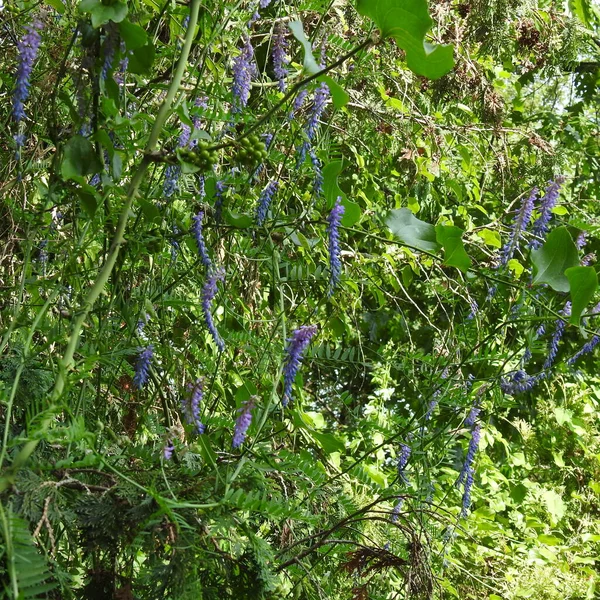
{"left": 256, "top": 180, "right": 279, "bottom": 226}
{"left": 232, "top": 400, "right": 254, "bottom": 448}
{"left": 13, "top": 19, "right": 43, "bottom": 125}
{"left": 183, "top": 379, "right": 205, "bottom": 434}
{"left": 133, "top": 345, "right": 153, "bottom": 389}
{"left": 202, "top": 268, "right": 226, "bottom": 352}
{"left": 529, "top": 177, "right": 565, "bottom": 249}
{"left": 191, "top": 211, "right": 212, "bottom": 269}
{"left": 327, "top": 198, "right": 345, "bottom": 296}
{"left": 499, "top": 187, "right": 537, "bottom": 267}
{"left": 282, "top": 325, "right": 318, "bottom": 406}
{"left": 232, "top": 35, "right": 256, "bottom": 113}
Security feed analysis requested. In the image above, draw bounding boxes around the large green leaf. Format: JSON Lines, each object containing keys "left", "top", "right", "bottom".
{"left": 288, "top": 20, "right": 349, "bottom": 108}
{"left": 435, "top": 225, "right": 472, "bottom": 272}
{"left": 356, "top": 0, "right": 454, "bottom": 79}
{"left": 118, "top": 19, "right": 148, "bottom": 50}
{"left": 322, "top": 161, "right": 360, "bottom": 226}
{"left": 288, "top": 20, "right": 320, "bottom": 75}
{"left": 387, "top": 208, "right": 440, "bottom": 253}
{"left": 61, "top": 135, "right": 103, "bottom": 180}
{"left": 80, "top": 0, "right": 128, "bottom": 28}
{"left": 531, "top": 227, "right": 579, "bottom": 292}
{"left": 566, "top": 266, "right": 598, "bottom": 325}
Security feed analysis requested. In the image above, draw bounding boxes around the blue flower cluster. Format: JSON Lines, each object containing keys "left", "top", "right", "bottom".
{"left": 232, "top": 36, "right": 256, "bottom": 113}
{"left": 282, "top": 325, "right": 318, "bottom": 406}
{"left": 458, "top": 423, "right": 481, "bottom": 518}
{"left": 272, "top": 24, "right": 289, "bottom": 92}
{"left": 133, "top": 345, "right": 154, "bottom": 389}
{"left": 202, "top": 268, "right": 226, "bottom": 352}
{"left": 192, "top": 211, "right": 213, "bottom": 269}
{"left": 397, "top": 443, "right": 411, "bottom": 483}
{"left": 183, "top": 379, "right": 205, "bottom": 434}
{"left": 256, "top": 180, "right": 279, "bottom": 226}
{"left": 232, "top": 399, "right": 254, "bottom": 448}
{"left": 327, "top": 197, "right": 345, "bottom": 296}
{"left": 499, "top": 187, "right": 537, "bottom": 267}
{"left": 529, "top": 177, "right": 565, "bottom": 249}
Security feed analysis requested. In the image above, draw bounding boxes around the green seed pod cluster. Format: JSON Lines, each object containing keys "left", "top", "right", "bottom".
{"left": 179, "top": 141, "right": 218, "bottom": 172}
{"left": 236, "top": 134, "right": 267, "bottom": 167}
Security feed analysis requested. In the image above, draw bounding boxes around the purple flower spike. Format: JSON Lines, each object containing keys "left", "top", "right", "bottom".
{"left": 282, "top": 325, "right": 318, "bottom": 406}
{"left": 499, "top": 187, "right": 537, "bottom": 267}
{"left": 256, "top": 180, "right": 278, "bottom": 226}
{"left": 397, "top": 443, "right": 411, "bottom": 483}
{"left": 232, "top": 35, "right": 256, "bottom": 113}
{"left": 163, "top": 440, "right": 174, "bottom": 460}
{"left": 306, "top": 82, "right": 330, "bottom": 142}
{"left": 272, "top": 24, "right": 289, "bottom": 92}
{"left": 289, "top": 88, "right": 308, "bottom": 120}
{"left": 13, "top": 19, "right": 43, "bottom": 125}
{"left": 529, "top": 177, "right": 565, "bottom": 249}
{"left": 185, "top": 379, "right": 205, "bottom": 434}
{"left": 327, "top": 197, "right": 345, "bottom": 296}
{"left": 569, "top": 334, "right": 600, "bottom": 365}
{"left": 232, "top": 399, "right": 254, "bottom": 448}
{"left": 134, "top": 344, "right": 153, "bottom": 389}
{"left": 192, "top": 211, "right": 212, "bottom": 269}
{"left": 464, "top": 404, "right": 480, "bottom": 428}
{"left": 202, "top": 268, "right": 226, "bottom": 352}
{"left": 543, "top": 301, "right": 570, "bottom": 369}
{"left": 310, "top": 149, "right": 323, "bottom": 198}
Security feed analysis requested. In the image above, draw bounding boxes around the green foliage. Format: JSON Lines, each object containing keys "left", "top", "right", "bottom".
{"left": 1, "top": 0, "right": 599, "bottom": 598}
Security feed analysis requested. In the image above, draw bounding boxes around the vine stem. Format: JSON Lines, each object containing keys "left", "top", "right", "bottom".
{"left": 0, "top": 0, "right": 201, "bottom": 491}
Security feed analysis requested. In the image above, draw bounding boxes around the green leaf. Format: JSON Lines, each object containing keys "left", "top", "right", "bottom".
{"left": 531, "top": 227, "right": 579, "bottom": 292}
{"left": 322, "top": 160, "right": 360, "bottom": 226}
{"left": 118, "top": 19, "right": 148, "bottom": 50}
{"left": 288, "top": 20, "right": 320, "bottom": 74}
{"left": 435, "top": 225, "right": 472, "bottom": 272}
{"left": 387, "top": 208, "right": 441, "bottom": 253}
{"left": 129, "top": 42, "right": 155, "bottom": 74}
{"left": 477, "top": 228, "right": 502, "bottom": 248}
{"left": 224, "top": 210, "right": 253, "bottom": 229}
{"left": 311, "top": 431, "right": 345, "bottom": 454}
{"left": 86, "top": 1, "right": 128, "bottom": 28}
{"left": 76, "top": 188, "right": 98, "bottom": 217}
{"left": 318, "top": 75, "right": 349, "bottom": 109}
{"left": 566, "top": 266, "right": 598, "bottom": 325}
{"left": 569, "top": 0, "right": 593, "bottom": 26}
{"left": 356, "top": 0, "right": 454, "bottom": 79}
{"left": 61, "top": 135, "right": 103, "bottom": 180}
{"left": 542, "top": 489, "right": 566, "bottom": 525}
{"left": 47, "top": 0, "right": 66, "bottom": 13}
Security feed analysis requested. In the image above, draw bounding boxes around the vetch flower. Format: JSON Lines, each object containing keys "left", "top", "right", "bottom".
{"left": 256, "top": 180, "right": 278, "bottom": 226}
{"left": 272, "top": 24, "right": 289, "bottom": 91}
{"left": 529, "top": 177, "right": 565, "bottom": 249}
{"left": 310, "top": 148, "right": 323, "bottom": 199}
{"left": 306, "top": 82, "right": 330, "bottom": 142}
{"left": 134, "top": 344, "right": 153, "bottom": 389}
{"left": 232, "top": 35, "right": 256, "bottom": 113}
{"left": 191, "top": 211, "right": 212, "bottom": 269}
{"left": 282, "top": 325, "right": 318, "bottom": 406}
{"left": 288, "top": 88, "right": 308, "bottom": 120}
{"left": 215, "top": 179, "right": 226, "bottom": 223}
{"left": 202, "top": 268, "right": 225, "bottom": 352}
{"left": 543, "top": 301, "right": 570, "bottom": 370}
{"left": 184, "top": 379, "right": 205, "bottom": 434}
{"left": 13, "top": 18, "right": 43, "bottom": 125}
{"left": 163, "top": 440, "right": 174, "bottom": 460}
{"left": 390, "top": 499, "right": 403, "bottom": 523}
{"left": 457, "top": 423, "right": 481, "bottom": 486}
{"left": 327, "top": 197, "right": 345, "bottom": 296}
{"left": 499, "top": 187, "right": 537, "bottom": 267}
{"left": 568, "top": 333, "right": 600, "bottom": 365}
{"left": 397, "top": 443, "right": 411, "bottom": 483}
{"left": 464, "top": 404, "right": 480, "bottom": 428}
{"left": 232, "top": 399, "right": 254, "bottom": 448}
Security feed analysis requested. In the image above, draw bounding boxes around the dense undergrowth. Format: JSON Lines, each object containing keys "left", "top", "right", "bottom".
{"left": 1, "top": 0, "right": 600, "bottom": 598}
